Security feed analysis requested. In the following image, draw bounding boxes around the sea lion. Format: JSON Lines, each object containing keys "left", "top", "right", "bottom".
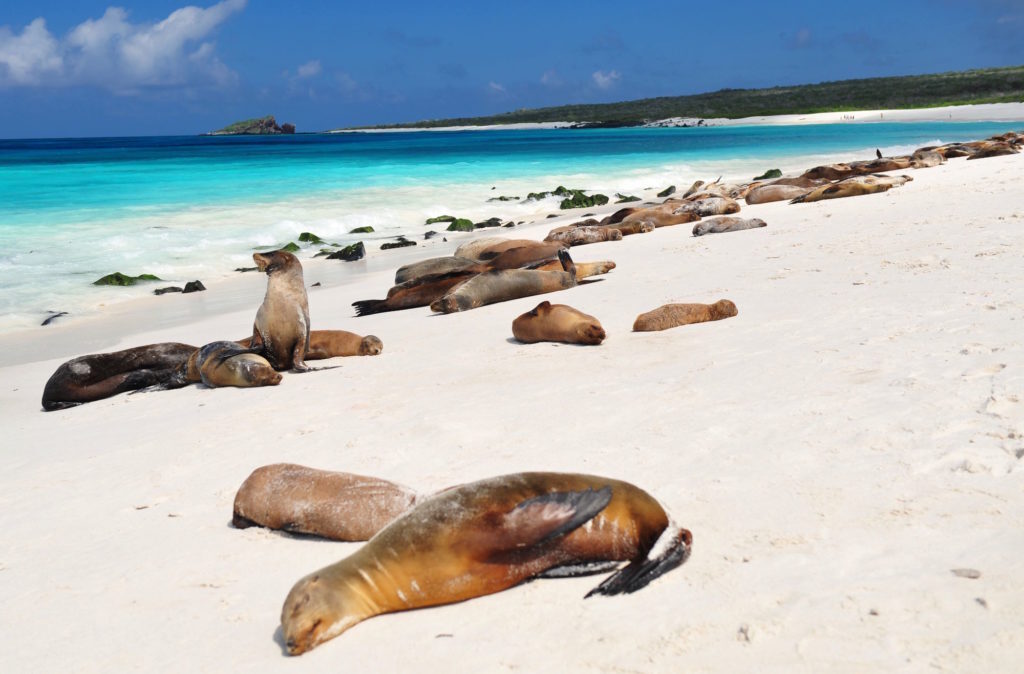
{"left": 675, "top": 196, "right": 741, "bottom": 217}
{"left": 790, "top": 174, "right": 912, "bottom": 204}
{"left": 512, "top": 301, "right": 606, "bottom": 345}
{"left": 238, "top": 330, "right": 383, "bottom": 357}
{"left": 195, "top": 341, "right": 282, "bottom": 388}
{"left": 454, "top": 238, "right": 557, "bottom": 262}
{"left": 431, "top": 249, "right": 579, "bottom": 314}
{"left": 233, "top": 464, "right": 420, "bottom": 541}
{"left": 692, "top": 217, "right": 767, "bottom": 237}
{"left": 800, "top": 163, "right": 857, "bottom": 181}
{"left": 621, "top": 204, "right": 701, "bottom": 228}
{"left": 599, "top": 206, "right": 645, "bottom": 225}
{"left": 910, "top": 149, "right": 945, "bottom": 168}
{"left": 680, "top": 179, "right": 705, "bottom": 198}
{"left": 280, "top": 471, "right": 692, "bottom": 655}
{"left": 41, "top": 342, "right": 198, "bottom": 411}
{"left": 967, "top": 141, "right": 1020, "bottom": 160}
{"left": 745, "top": 184, "right": 812, "bottom": 205}
{"left": 604, "top": 220, "right": 655, "bottom": 236}
{"left": 251, "top": 250, "right": 311, "bottom": 372}
{"left": 544, "top": 226, "right": 622, "bottom": 246}
{"left": 394, "top": 256, "right": 480, "bottom": 284}
{"left": 632, "top": 299, "right": 738, "bottom": 331}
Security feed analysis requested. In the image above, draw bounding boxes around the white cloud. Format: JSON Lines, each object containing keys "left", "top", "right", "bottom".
{"left": 0, "top": 0, "right": 246, "bottom": 91}
{"left": 592, "top": 69, "right": 620, "bottom": 90}
{"left": 296, "top": 60, "right": 321, "bottom": 79}
{"left": 540, "top": 69, "right": 561, "bottom": 87}
{"left": 488, "top": 81, "right": 506, "bottom": 94}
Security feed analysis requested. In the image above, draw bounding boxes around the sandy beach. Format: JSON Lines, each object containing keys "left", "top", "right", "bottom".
{"left": 1, "top": 123, "right": 1023, "bottom": 672}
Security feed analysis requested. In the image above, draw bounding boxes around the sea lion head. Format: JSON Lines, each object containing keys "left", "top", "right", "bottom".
{"left": 253, "top": 250, "right": 300, "bottom": 275}
{"left": 711, "top": 299, "right": 739, "bottom": 319}
{"left": 359, "top": 335, "right": 384, "bottom": 356}
{"left": 281, "top": 572, "right": 357, "bottom": 655}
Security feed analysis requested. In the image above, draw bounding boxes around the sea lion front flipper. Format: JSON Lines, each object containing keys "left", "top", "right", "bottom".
{"left": 495, "top": 486, "right": 613, "bottom": 550}
{"left": 585, "top": 526, "right": 693, "bottom": 597}
{"left": 537, "top": 560, "right": 622, "bottom": 578}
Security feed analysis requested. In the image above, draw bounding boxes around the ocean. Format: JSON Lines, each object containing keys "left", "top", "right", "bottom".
{"left": 0, "top": 120, "right": 1019, "bottom": 333}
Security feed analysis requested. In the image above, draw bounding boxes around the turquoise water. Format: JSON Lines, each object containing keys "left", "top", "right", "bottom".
{"left": 0, "top": 121, "right": 1020, "bottom": 331}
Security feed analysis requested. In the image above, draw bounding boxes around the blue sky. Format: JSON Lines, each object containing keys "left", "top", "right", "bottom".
{"left": 1, "top": 0, "right": 1022, "bottom": 137}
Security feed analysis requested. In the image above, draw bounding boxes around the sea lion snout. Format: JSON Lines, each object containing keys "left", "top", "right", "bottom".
{"left": 578, "top": 323, "right": 606, "bottom": 345}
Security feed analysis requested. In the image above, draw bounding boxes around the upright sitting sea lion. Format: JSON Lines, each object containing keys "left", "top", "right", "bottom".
{"left": 632, "top": 299, "right": 738, "bottom": 331}
{"left": 430, "top": 250, "right": 579, "bottom": 313}
{"left": 692, "top": 217, "right": 767, "bottom": 237}
{"left": 41, "top": 342, "right": 198, "bottom": 411}
{"left": 195, "top": 341, "right": 282, "bottom": 388}
{"left": 250, "top": 250, "right": 311, "bottom": 371}
{"left": 233, "top": 464, "right": 420, "bottom": 541}
{"left": 512, "top": 301, "right": 606, "bottom": 345}
{"left": 281, "top": 472, "right": 692, "bottom": 655}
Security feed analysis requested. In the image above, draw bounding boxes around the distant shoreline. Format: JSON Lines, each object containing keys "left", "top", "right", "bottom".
{"left": 329, "top": 102, "right": 1024, "bottom": 134}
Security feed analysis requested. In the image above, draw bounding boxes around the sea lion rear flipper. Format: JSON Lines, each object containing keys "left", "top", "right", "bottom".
{"left": 483, "top": 487, "right": 612, "bottom": 553}
{"left": 537, "top": 560, "right": 622, "bottom": 578}
{"left": 585, "top": 526, "right": 692, "bottom": 597}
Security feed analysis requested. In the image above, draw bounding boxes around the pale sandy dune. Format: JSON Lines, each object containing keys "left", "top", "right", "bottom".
{"left": 0, "top": 151, "right": 1022, "bottom": 672}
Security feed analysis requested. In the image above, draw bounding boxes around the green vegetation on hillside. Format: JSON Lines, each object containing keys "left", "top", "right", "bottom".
{"left": 343, "top": 66, "right": 1024, "bottom": 130}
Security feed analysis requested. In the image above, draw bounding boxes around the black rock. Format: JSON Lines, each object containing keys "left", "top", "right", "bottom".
{"left": 657, "top": 185, "right": 676, "bottom": 198}
{"left": 182, "top": 280, "right": 206, "bottom": 293}
{"left": 93, "top": 272, "right": 162, "bottom": 286}
{"left": 41, "top": 311, "right": 68, "bottom": 326}
{"left": 298, "top": 232, "right": 324, "bottom": 244}
{"left": 474, "top": 217, "right": 503, "bottom": 229}
{"left": 424, "top": 230, "right": 439, "bottom": 240}
{"left": 349, "top": 226, "right": 374, "bottom": 234}
{"left": 311, "top": 282, "right": 321, "bottom": 287}
{"left": 446, "top": 218, "right": 474, "bottom": 232}
{"left": 154, "top": 286, "right": 183, "bottom": 295}
{"left": 235, "top": 267, "right": 258, "bottom": 273}
{"left": 327, "top": 241, "right": 366, "bottom": 261}
{"left": 753, "top": 168, "right": 782, "bottom": 180}
{"left": 381, "top": 237, "right": 417, "bottom": 250}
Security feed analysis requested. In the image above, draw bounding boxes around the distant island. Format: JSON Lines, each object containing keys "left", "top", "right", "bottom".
{"left": 207, "top": 115, "right": 295, "bottom": 135}
{"left": 336, "top": 65, "right": 1024, "bottom": 130}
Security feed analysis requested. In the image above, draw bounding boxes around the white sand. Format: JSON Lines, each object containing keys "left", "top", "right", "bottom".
{"left": 720, "top": 102, "right": 1024, "bottom": 126}
{"left": 1, "top": 142, "right": 1023, "bottom": 672}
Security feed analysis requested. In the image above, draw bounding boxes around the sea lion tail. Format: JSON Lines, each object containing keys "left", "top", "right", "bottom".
{"left": 585, "top": 524, "right": 692, "bottom": 597}
{"left": 352, "top": 299, "right": 389, "bottom": 316}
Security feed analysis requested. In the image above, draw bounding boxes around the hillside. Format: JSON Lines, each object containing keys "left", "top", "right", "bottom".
{"left": 343, "top": 65, "right": 1024, "bottom": 130}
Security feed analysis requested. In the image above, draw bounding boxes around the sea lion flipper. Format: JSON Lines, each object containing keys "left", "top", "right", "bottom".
{"left": 537, "top": 560, "right": 622, "bottom": 578}
{"left": 585, "top": 526, "right": 692, "bottom": 597}
{"left": 496, "top": 486, "right": 612, "bottom": 549}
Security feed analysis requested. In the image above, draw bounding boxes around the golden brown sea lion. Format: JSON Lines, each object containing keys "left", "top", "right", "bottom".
{"left": 692, "top": 217, "right": 767, "bottom": 237}
{"left": 431, "top": 268, "right": 578, "bottom": 314}
{"left": 790, "top": 174, "right": 912, "bottom": 204}
{"left": 41, "top": 342, "right": 198, "bottom": 411}
{"left": 800, "top": 163, "right": 857, "bottom": 181}
{"left": 512, "top": 301, "right": 606, "bottom": 345}
{"left": 195, "top": 341, "right": 282, "bottom": 388}
{"left": 632, "top": 299, "right": 738, "bottom": 331}
{"left": 605, "top": 221, "right": 655, "bottom": 236}
{"left": 621, "top": 204, "right": 700, "bottom": 228}
{"left": 745, "top": 184, "right": 812, "bottom": 205}
{"left": 280, "top": 471, "right": 692, "bottom": 655}
{"left": 233, "top": 464, "right": 420, "bottom": 541}
{"left": 544, "top": 226, "right": 622, "bottom": 246}
{"left": 454, "top": 238, "right": 557, "bottom": 261}
{"left": 238, "top": 330, "right": 383, "bottom": 357}
{"left": 966, "top": 141, "right": 1020, "bottom": 160}
{"left": 251, "top": 250, "right": 310, "bottom": 371}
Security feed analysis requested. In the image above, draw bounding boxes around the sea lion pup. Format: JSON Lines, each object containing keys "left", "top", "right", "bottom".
{"left": 790, "top": 174, "right": 912, "bottom": 204}
{"left": 692, "top": 217, "right": 767, "bottom": 237}
{"left": 621, "top": 204, "right": 700, "bottom": 228}
{"left": 680, "top": 179, "right": 705, "bottom": 198}
{"left": 431, "top": 249, "right": 579, "bottom": 314}
{"left": 512, "top": 301, "right": 606, "bottom": 345}
{"left": 745, "top": 183, "right": 812, "bottom": 205}
{"left": 544, "top": 226, "right": 623, "bottom": 246}
{"left": 280, "top": 471, "right": 692, "bottom": 655}
{"left": 233, "top": 464, "right": 420, "bottom": 541}
{"left": 910, "top": 149, "right": 945, "bottom": 168}
{"left": 195, "top": 341, "right": 282, "bottom": 388}
{"left": 41, "top": 342, "right": 198, "bottom": 411}
{"left": 251, "top": 250, "right": 310, "bottom": 371}
{"left": 238, "top": 330, "right": 382, "bottom": 357}
{"left": 967, "top": 141, "right": 1020, "bottom": 160}
{"left": 633, "top": 299, "right": 738, "bottom": 332}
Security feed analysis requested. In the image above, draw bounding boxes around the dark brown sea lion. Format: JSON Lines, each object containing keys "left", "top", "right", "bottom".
{"left": 790, "top": 174, "right": 912, "bottom": 204}
{"left": 251, "top": 250, "right": 310, "bottom": 371}
{"left": 599, "top": 206, "right": 645, "bottom": 225}
{"left": 692, "top": 217, "right": 767, "bottom": 237}
{"left": 280, "top": 471, "right": 692, "bottom": 655}
{"left": 454, "top": 238, "right": 558, "bottom": 261}
{"left": 195, "top": 341, "right": 282, "bottom": 388}
{"left": 800, "top": 163, "right": 857, "bottom": 181}
{"left": 512, "top": 301, "right": 606, "bottom": 345}
{"left": 544, "top": 226, "right": 622, "bottom": 246}
{"left": 233, "top": 464, "right": 420, "bottom": 541}
{"left": 41, "top": 342, "right": 198, "bottom": 411}
{"left": 394, "top": 256, "right": 479, "bottom": 284}
{"left": 633, "top": 299, "right": 738, "bottom": 331}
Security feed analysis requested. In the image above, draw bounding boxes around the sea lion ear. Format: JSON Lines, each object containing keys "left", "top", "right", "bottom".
{"left": 530, "top": 301, "right": 552, "bottom": 316}
{"left": 500, "top": 487, "right": 612, "bottom": 547}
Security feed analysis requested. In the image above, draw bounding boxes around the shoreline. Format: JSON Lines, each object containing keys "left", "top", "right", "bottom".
{"left": 2, "top": 138, "right": 1021, "bottom": 672}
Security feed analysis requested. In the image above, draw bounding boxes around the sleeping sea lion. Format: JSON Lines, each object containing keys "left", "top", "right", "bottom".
{"left": 966, "top": 141, "right": 1020, "bottom": 160}
{"left": 41, "top": 342, "right": 198, "bottom": 411}
{"left": 280, "top": 471, "right": 692, "bottom": 655}
{"left": 454, "top": 238, "right": 558, "bottom": 261}
{"left": 237, "top": 330, "right": 382, "bottom": 357}
{"left": 790, "top": 174, "right": 912, "bottom": 204}
{"left": 632, "top": 299, "right": 738, "bottom": 331}
{"left": 621, "top": 204, "right": 700, "bottom": 228}
{"left": 910, "top": 149, "right": 945, "bottom": 168}
{"left": 233, "top": 464, "right": 420, "bottom": 541}
{"left": 605, "top": 221, "right": 655, "bottom": 236}
{"left": 394, "top": 256, "right": 480, "bottom": 284}
{"left": 675, "top": 196, "right": 741, "bottom": 217}
{"left": 195, "top": 341, "right": 282, "bottom": 388}
{"left": 512, "top": 301, "right": 606, "bottom": 345}
{"left": 745, "top": 184, "right": 811, "bottom": 205}
{"left": 251, "top": 250, "right": 311, "bottom": 372}
{"left": 692, "top": 217, "right": 767, "bottom": 237}
{"left": 544, "top": 226, "right": 622, "bottom": 246}
{"left": 431, "top": 249, "right": 579, "bottom": 314}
